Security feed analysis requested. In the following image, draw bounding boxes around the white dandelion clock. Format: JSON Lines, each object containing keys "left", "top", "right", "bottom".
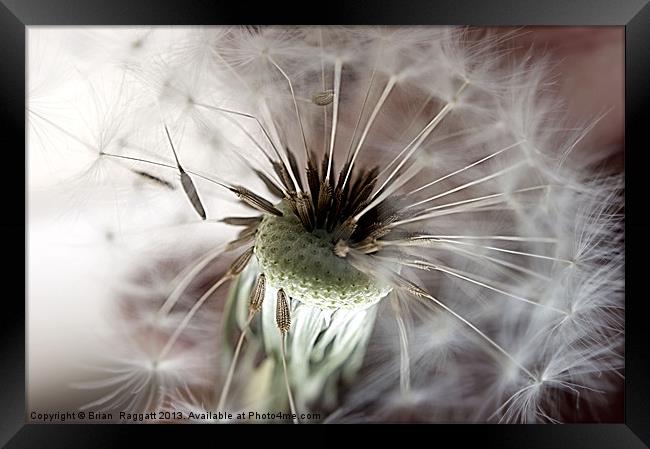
{"left": 27, "top": 26, "right": 623, "bottom": 423}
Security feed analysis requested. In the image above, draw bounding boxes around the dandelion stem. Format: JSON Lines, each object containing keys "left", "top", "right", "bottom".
{"left": 344, "top": 57, "right": 378, "bottom": 167}
{"left": 406, "top": 161, "right": 527, "bottom": 210}
{"left": 100, "top": 151, "right": 231, "bottom": 190}
{"left": 195, "top": 101, "right": 302, "bottom": 193}
{"left": 423, "top": 242, "right": 554, "bottom": 282}
{"left": 217, "top": 313, "right": 255, "bottom": 412}
{"left": 319, "top": 30, "right": 328, "bottom": 161}
{"left": 193, "top": 102, "right": 282, "bottom": 160}
{"left": 226, "top": 147, "right": 286, "bottom": 197}
{"left": 268, "top": 57, "right": 310, "bottom": 160}
{"left": 217, "top": 273, "right": 265, "bottom": 411}
{"left": 158, "top": 243, "right": 227, "bottom": 316}
{"left": 390, "top": 295, "right": 411, "bottom": 396}
{"left": 280, "top": 333, "right": 299, "bottom": 424}
{"left": 396, "top": 258, "right": 567, "bottom": 315}
{"left": 419, "top": 290, "right": 539, "bottom": 382}
{"left": 326, "top": 59, "right": 342, "bottom": 182}
{"left": 223, "top": 114, "right": 273, "bottom": 161}
{"left": 405, "top": 235, "right": 557, "bottom": 243}
{"left": 158, "top": 273, "right": 232, "bottom": 360}
{"left": 427, "top": 238, "right": 574, "bottom": 264}
{"left": 408, "top": 140, "right": 525, "bottom": 196}
{"left": 389, "top": 185, "right": 551, "bottom": 227}
{"left": 343, "top": 76, "right": 397, "bottom": 189}
{"left": 163, "top": 124, "right": 183, "bottom": 169}
{"left": 371, "top": 80, "right": 469, "bottom": 200}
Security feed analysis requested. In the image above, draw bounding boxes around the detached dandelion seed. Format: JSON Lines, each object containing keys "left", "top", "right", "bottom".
{"left": 28, "top": 26, "right": 623, "bottom": 424}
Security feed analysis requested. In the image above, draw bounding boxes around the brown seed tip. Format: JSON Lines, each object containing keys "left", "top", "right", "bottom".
{"left": 276, "top": 289, "right": 291, "bottom": 334}
{"left": 227, "top": 246, "right": 254, "bottom": 276}
{"left": 312, "top": 90, "right": 334, "bottom": 106}
{"left": 248, "top": 274, "right": 266, "bottom": 313}
{"left": 231, "top": 186, "right": 283, "bottom": 217}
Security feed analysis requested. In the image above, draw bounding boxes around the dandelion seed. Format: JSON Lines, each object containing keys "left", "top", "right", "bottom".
{"left": 276, "top": 289, "right": 299, "bottom": 423}
{"left": 163, "top": 124, "right": 207, "bottom": 220}
{"left": 312, "top": 90, "right": 334, "bottom": 106}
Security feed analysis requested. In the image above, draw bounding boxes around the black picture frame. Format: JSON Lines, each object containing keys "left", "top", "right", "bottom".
{"left": 5, "top": 0, "right": 648, "bottom": 446}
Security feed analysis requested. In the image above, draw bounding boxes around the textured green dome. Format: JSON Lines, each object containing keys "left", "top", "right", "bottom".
{"left": 254, "top": 202, "right": 391, "bottom": 309}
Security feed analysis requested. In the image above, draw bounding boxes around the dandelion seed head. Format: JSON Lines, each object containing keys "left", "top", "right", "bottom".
{"left": 255, "top": 202, "right": 391, "bottom": 309}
